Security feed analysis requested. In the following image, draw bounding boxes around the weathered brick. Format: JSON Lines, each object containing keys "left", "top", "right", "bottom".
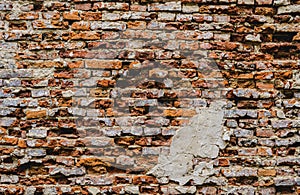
{"left": 27, "top": 148, "right": 47, "bottom": 157}
{"left": 274, "top": 177, "right": 296, "bottom": 186}
{"left": 63, "top": 11, "right": 80, "bottom": 20}
{"left": 0, "top": 0, "right": 298, "bottom": 192}
{"left": 92, "top": 2, "right": 129, "bottom": 11}
{"left": 33, "top": 20, "right": 68, "bottom": 29}
{"left": 75, "top": 3, "right": 91, "bottom": 10}
{"left": 237, "top": 0, "right": 255, "bottom": 4}
{"left": 258, "top": 169, "right": 276, "bottom": 176}
{"left": 80, "top": 12, "right": 102, "bottom": 20}
{"left": 148, "top": 2, "right": 181, "bottom": 11}
{"left": 91, "top": 21, "right": 126, "bottom": 31}
{"left": 0, "top": 175, "right": 19, "bottom": 184}
{"left": 70, "top": 32, "right": 100, "bottom": 40}
{"left": 256, "top": 0, "right": 273, "bottom": 4}
{"left": 50, "top": 167, "right": 86, "bottom": 176}
{"left": 85, "top": 60, "right": 122, "bottom": 69}
{"left": 222, "top": 167, "right": 257, "bottom": 177}
{"left": 71, "top": 21, "right": 90, "bottom": 30}
{"left": 5, "top": 12, "right": 38, "bottom": 20}
{"left": 0, "top": 2, "right": 13, "bottom": 11}
{"left": 257, "top": 147, "right": 273, "bottom": 156}
{"left": 158, "top": 12, "right": 176, "bottom": 21}
{"left": 27, "top": 129, "right": 47, "bottom": 139}
{"left": 26, "top": 110, "right": 47, "bottom": 119}
{"left": 182, "top": 4, "right": 199, "bottom": 13}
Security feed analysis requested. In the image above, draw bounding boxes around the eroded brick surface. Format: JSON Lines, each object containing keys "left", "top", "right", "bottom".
{"left": 0, "top": 0, "right": 300, "bottom": 194}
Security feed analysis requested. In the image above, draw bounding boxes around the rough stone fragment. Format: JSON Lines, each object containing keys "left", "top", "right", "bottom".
{"left": 222, "top": 167, "right": 257, "bottom": 177}
{"left": 50, "top": 167, "right": 86, "bottom": 176}
{"left": 0, "top": 3, "right": 12, "bottom": 10}
{"left": 245, "top": 34, "right": 261, "bottom": 42}
{"left": 274, "top": 0, "right": 290, "bottom": 5}
{"left": 87, "top": 187, "right": 100, "bottom": 195}
{"left": 226, "top": 187, "right": 256, "bottom": 195}
{"left": 91, "top": 22, "right": 126, "bottom": 31}
{"left": 116, "top": 155, "right": 135, "bottom": 166}
{"left": 182, "top": 4, "right": 199, "bottom": 13}
{"left": 144, "top": 127, "right": 161, "bottom": 136}
{"left": 0, "top": 175, "right": 19, "bottom": 183}
{"left": 237, "top": 0, "right": 255, "bottom": 4}
{"left": 24, "top": 187, "right": 36, "bottom": 195}
{"left": 31, "top": 89, "right": 50, "bottom": 97}
{"left": 149, "top": 2, "right": 181, "bottom": 11}
{"left": 158, "top": 12, "right": 176, "bottom": 21}
{"left": 27, "top": 129, "right": 47, "bottom": 139}
{"left": 125, "top": 186, "right": 139, "bottom": 194}
{"left": 76, "top": 176, "right": 113, "bottom": 186}
{"left": 43, "top": 187, "right": 57, "bottom": 195}
{"left": 278, "top": 5, "right": 300, "bottom": 14}
{"left": 175, "top": 186, "right": 197, "bottom": 194}
{"left": 274, "top": 177, "right": 296, "bottom": 186}
{"left": 27, "top": 149, "right": 47, "bottom": 157}
{"left": 0, "top": 118, "right": 16, "bottom": 127}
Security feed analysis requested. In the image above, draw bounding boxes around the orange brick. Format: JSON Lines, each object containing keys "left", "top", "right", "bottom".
{"left": 163, "top": 109, "right": 183, "bottom": 117}
{"left": 26, "top": 110, "right": 47, "bottom": 119}
{"left": 257, "top": 147, "right": 273, "bottom": 156}
{"left": 71, "top": 21, "right": 90, "bottom": 30}
{"left": 258, "top": 169, "right": 276, "bottom": 176}
{"left": 18, "top": 139, "right": 27, "bottom": 148}
{"left": 127, "top": 21, "right": 147, "bottom": 29}
{"left": 256, "top": 82, "right": 274, "bottom": 90}
{"left": 85, "top": 60, "right": 122, "bottom": 69}
{"left": 63, "top": 11, "right": 80, "bottom": 20}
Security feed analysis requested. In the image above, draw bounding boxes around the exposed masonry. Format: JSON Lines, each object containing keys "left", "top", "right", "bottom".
{"left": 0, "top": 0, "right": 300, "bottom": 194}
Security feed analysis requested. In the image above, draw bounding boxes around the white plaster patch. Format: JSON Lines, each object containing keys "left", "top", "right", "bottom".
{"left": 148, "top": 100, "right": 227, "bottom": 185}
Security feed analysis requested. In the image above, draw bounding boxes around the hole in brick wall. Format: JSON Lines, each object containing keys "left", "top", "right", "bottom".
{"left": 291, "top": 141, "right": 300, "bottom": 147}
{"left": 8, "top": 129, "right": 22, "bottom": 137}
{"left": 34, "top": 191, "right": 43, "bottom": 195}
{"left": 33, "top": 2, "right": 43, "bottom": 10}
{"left": 228, "top": 176, "right": 258, "bottom": 185}
{"left": 287, "top": 148, "right": 296, "bottom": 155}
{"left": 51, "top": 175, "right": 72, "bottom": 184}
{"left": 281, "top": 90, "right": 294, "bottom": 98}
{"left": 29, "top": 166, "right": 48, "bottom": 176}
{"left": 14, "top": 89, "right": 31, "bottom": 98}
{"left": 275, "top": 186, "right": 296, "bottom": 193}
{"left": 3, "top": 156, "right": 13, "bottom": 163}
{"left": 157, "top": 99, "right": 177, "bottom": 107}
{"left": 273, "top": 32, "right": 297, "bottom": 42}
{"left": 18, "top": 162, "right": 41, "bottom": 173}
{"left": 9, "top": 22, "right": 27, "bottom": 30}
{"left": 59, "top": 128, "right": 78, "bottom": 135}
{"left": 129, "top": 106, "right": 151, "bottom": 116}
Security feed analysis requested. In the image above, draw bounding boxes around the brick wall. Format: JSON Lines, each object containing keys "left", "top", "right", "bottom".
{"left": 0, "top": 0, "right": 300, "bottom": 194}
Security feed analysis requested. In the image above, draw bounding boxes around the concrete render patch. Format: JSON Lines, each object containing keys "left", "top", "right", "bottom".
{"left": 148, "top": 100, "right": 227, "bottom": 185}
